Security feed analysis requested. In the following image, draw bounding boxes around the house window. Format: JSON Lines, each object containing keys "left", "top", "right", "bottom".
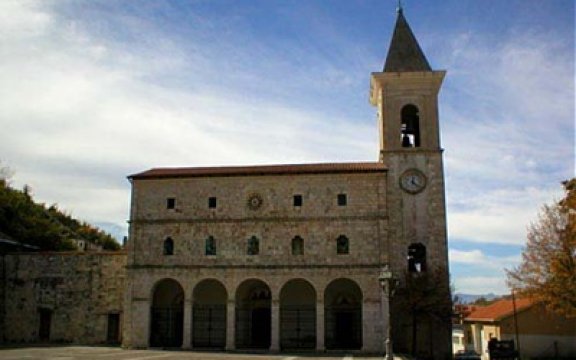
{"left": 337, "top": 193, "right": 347, "bottom": 206}
{"left": 163, "top": 237, "right": 174, "bottom": 255}
{"left": 336, "top": 235, "right": 349, "bottom": 254}
{"left": 205, "top": 236, "right": 216, "bottom": 255}
{"left": 291, "top": 236, "right": 304, "bottom": 255}
{"left": 208, "top": 197, "right": 217, "bottom": 209}
{"left": 293, "top": 194, "right": 303, "bottom": 207}
{"left": 408, "top": 243, "right": 427, "bottom": 272}
{"left": 166, "top": 198, "right": 175, "bottom": 209}
{"left": 247, "top": 236, "right": 259, "bottom": 255}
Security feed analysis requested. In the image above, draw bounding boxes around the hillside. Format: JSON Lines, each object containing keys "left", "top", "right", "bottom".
{"left": 0, "top": 179, "right": 120, "bottom": 251}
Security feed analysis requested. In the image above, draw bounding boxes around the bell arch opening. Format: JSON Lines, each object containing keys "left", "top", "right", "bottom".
{"left": 401, "top": 104, "right": 421, "bottom": 148}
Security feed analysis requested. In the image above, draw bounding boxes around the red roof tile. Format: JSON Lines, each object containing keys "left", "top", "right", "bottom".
{"left": 129, "top": 162, "right": 387, "bottom": 180}
{"left": 465, "top": 298, "right": 536, "bottom": 322}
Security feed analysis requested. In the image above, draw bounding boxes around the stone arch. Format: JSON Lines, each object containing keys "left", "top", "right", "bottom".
{"left": 235, "top": 278, "right": 271, "bottom": 349}
{"left": 324, "top": 278, "right": 363, "bottom": 350}
{"left": 192, "top": 279, "right": 227, "bottom": 348}
{"left": 408, "top": 242, "right": 427, "bottom": 272}
{"left": 149, "top": 278, "right": 184, "bottom": 347}
{"left": 401, "top": 104, "right": 421, "bottom": 148}
{"left": 279, "top": 278, "right": 316, "bottom": 350}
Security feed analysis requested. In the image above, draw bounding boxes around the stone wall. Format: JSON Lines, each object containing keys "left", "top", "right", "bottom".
{"left": 3, "top": 252, "right": 126, "bottom": 344}
{"left": 125, "top": 171, "right": 391, "bottom": 352}
{"left": 129, "top": 172, "right": 388, "bottom": 267}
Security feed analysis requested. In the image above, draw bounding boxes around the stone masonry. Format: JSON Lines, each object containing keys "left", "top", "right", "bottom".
{"left": 3, "top": 252, "right": 125, "bottom": 344}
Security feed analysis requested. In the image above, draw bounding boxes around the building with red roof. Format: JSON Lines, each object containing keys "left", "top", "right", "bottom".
{"left": 463, "top": 298, "right": 576, "bottom": 359}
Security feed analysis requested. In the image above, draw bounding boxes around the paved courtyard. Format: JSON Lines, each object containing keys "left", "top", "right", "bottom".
{"left": 0, "top": 346, "right": 388, "bottom": 360}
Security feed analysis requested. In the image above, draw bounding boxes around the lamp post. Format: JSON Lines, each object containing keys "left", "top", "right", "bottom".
{"left": 379, "top": 265, "right": 399, "bottom": 360}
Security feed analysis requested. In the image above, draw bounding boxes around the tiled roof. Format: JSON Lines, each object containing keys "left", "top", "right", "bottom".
{"left": 465, "top": 298, "right": 536, "bottom": 322}
{"left": 129, "top": 162, "right": 387, "bottom": 180}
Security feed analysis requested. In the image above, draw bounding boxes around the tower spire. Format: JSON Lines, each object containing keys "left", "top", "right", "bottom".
{"left": 383, "top": 8, "right": 431, "bottom": 72}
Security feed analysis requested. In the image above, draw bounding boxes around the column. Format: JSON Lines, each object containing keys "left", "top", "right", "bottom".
{"left": 270, "top": 298, "right": 280, "bottom": 351}
{"left": 225, "top": 299, "right": 235, "bottom": 350}
{"left": 182, "top": 297, "right": 192, "bottom": 349}
{"left": 316, "top": 300, "right": 325, "bottom": 351}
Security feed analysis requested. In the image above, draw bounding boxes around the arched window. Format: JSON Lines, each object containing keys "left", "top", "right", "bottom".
{"left": 408, "top": 243, "right": 426, "bottom": 272}
{"left": 163, "top": 237, "right": 174, "bottom": 256}
{"left": 292, "top": 236, "right": 304, "bottom": 255}
{"left": 401, "top": 104, "right": 421, "bottom": 148}
{"left": 205, "top": 236, "right": 216, "bottom": 256}
{"left": 247, "top": 236, "right": 259, "bottom": 255}
{"left": 336, "top": 235, "right": 349, "bottom": 255}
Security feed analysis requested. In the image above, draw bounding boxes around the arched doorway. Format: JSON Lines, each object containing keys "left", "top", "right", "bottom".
{"left": 280, "top": 279, "right": 316, "bottom": 350}
{"left": 324, "top": 278, "right": 363, "bottom": 350}
{"left": 235, "top": 279, "right": 271, "bottom": 349}
{"left": 192, "top": 279, "right": 227, "bottom": 349}
{"left": 150, "top": 278, "right": 184, "bottom": 347}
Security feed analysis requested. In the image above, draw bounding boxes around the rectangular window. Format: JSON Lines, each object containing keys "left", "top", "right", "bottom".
{"left": 293, "top": 194, "right": 302, "bottom": 207}
{"left": 337, "top": 193, "right": 347, "bottom": 206}
{"left": 208, "top": 197, "right": 217, "bottom": 209}
{"left": 166, "top": 197, "right": 175, "bottom": 209}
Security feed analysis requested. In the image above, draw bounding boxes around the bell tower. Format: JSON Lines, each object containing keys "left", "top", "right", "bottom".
{"left": 371, "top": 7, "right": 452, "bottom": 359}
{"left": 370, "top": 7, "right": 445, "bottom": 156}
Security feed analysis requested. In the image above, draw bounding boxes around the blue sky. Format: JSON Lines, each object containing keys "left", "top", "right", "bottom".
{"left": 0, "top": 0, "right": 574, "bottom": 295}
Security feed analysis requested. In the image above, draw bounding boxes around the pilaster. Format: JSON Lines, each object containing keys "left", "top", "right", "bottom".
{"left": 225, "top": 299, "right": 235, "bottom": 350}
{"left": 270, "top": 299, "right": 280, "bottom": 351}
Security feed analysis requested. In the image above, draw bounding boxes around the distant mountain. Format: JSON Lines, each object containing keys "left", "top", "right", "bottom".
{"left": 455, "top": 293, "right": 500, "bottom": 304}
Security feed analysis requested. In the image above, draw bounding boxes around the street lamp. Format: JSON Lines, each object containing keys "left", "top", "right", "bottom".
{"left": 379, "top": 265, "right": 399, "bottom": 360}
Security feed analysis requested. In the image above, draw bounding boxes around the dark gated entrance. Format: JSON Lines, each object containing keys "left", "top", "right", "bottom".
{"left": 38, "top": 308, "right": 51, "bottom": 341}
{"left": 324, "top": 278, "right": 362, "bottom": 350}
{"left": 107, "top": 313, "right": 120, "bottom": 344}
{"left": 192, "top": 279, "right": 227, "bottom": 348}
{"left": 150, "top": 278, "right": 184, "bottom": 347}
{"left": 280, "top": 279, "right": 316, "bottom": 349}
{"left": 235, "top": 279, "right": 271, "bottom": 349}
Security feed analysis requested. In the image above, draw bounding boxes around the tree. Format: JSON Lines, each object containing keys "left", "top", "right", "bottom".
{"left": 394, "top": 266, "right": 452, "bottom": 358}
{"left": 506, "top": 178, "right": 576, "bottom": 318}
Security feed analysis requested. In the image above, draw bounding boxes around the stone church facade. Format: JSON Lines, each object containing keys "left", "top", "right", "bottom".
{"left": 0, "top": 9, "right": 451, "bottom": 359}
{"left": 124, "top": 8, "right": 451, "bottom": 357}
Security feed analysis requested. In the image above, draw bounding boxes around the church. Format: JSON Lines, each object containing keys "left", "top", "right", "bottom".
{"left": 123, "top": 7, "right": 451, "bottom": 358}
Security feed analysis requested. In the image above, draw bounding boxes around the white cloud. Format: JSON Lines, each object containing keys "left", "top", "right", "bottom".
{"left": 441, "top": 27, "right": 573, "bottom": 246}
{"left": 454, "top": 276, "right": 509, "bottom": 295}
{"left": 449, "top": 248, "right": 520, "bottom": 294}
{"left": 448, "top": 186, "right": 561, "bottom": 245}
{"left": 449, "top": 249, "right": 519, "bottom": 268}
{"left": 0, "top": 1, "right": 376, "bottom": 237}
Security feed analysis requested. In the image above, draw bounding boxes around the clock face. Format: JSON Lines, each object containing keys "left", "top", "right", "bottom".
{"left": 400, "top": 169, "right": 427, "bottom": 194}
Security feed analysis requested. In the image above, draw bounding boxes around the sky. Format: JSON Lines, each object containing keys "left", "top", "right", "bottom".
{"left": 0, "top": 0, "right": 574, "bottom": 295}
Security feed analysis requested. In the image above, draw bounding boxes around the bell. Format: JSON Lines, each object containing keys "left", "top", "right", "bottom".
{"left": 402, "top": 134, "right": 412, "bottom": 147}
